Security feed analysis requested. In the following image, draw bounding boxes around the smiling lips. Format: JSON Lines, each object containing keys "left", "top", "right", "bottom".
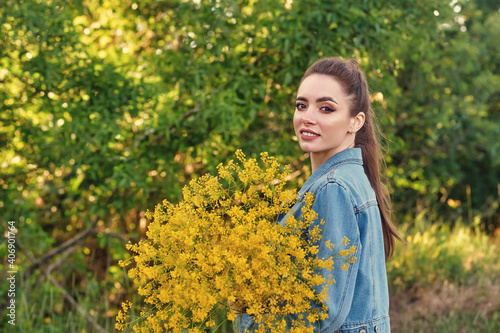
{"left": 300, "top": 129, "right": 320, "bottom": 140}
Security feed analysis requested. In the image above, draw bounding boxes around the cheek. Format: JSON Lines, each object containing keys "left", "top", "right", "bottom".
{"left": 293, "top": 112, "right": 300, "bottom": 129}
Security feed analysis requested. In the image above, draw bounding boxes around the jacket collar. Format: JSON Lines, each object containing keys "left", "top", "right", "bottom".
{"left": 298, "top": 148, "right": 363, "bottom": 197}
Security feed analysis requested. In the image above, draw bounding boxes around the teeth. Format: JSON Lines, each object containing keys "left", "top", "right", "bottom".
{"left": 302, "top": 132, "right": 318, "bottom": 137}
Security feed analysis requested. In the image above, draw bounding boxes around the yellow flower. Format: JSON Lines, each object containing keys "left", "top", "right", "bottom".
{"left": 117, "top": 150, "right": 356, "bottom": 332}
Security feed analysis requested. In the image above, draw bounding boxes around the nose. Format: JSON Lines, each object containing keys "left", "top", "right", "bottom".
{"left": 302, "top": 108, "right": 316, "bottom": 125}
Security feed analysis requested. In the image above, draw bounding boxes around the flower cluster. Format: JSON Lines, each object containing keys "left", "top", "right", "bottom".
{"left": 117, "top": 150, "right": 356, "bottom": 332}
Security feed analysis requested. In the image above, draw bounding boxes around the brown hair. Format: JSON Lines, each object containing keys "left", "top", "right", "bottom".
{"left": 301, "top": 57, "right": 401, "bottom": 258}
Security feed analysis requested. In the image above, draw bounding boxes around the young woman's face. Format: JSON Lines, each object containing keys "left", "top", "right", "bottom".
{"left": 293, "top": 74, "right": 359, "bottom": 165}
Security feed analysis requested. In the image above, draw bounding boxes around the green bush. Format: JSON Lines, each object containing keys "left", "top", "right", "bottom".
{"left": 387, "top": 220, "right": 500, "bottom": 291}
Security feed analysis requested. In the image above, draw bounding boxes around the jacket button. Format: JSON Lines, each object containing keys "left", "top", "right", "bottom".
{"left": 359, "top": 330, "right": 366, "bottom": 333}
{"left": 374, "top": 326, "right": 379, "bottom": 332}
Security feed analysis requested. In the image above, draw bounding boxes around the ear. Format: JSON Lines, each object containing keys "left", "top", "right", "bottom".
{"left": 350, "top": 112, "right": 365, "bottom": 133}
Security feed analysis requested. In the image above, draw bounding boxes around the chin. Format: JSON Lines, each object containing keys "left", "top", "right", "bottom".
{"left": 299, "top": 143, "right": 316, "bottom": 153}
{"left": 298, "top": 144, "right": 310, "bottom": 152}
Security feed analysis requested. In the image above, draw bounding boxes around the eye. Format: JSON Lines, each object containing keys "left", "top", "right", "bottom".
{"left": 320, "top": 106, "right": 335, "bottom": 112}
{"left": 295, "top": 103, "right": 307, "bottom": 111}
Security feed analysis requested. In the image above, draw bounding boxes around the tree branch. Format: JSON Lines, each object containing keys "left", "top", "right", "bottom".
{"left": 23, "top": 217, "right": 99, "bottom": 281}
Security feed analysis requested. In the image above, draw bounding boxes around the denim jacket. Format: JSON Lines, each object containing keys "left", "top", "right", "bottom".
{"left": 235, "top": 148, "right": 391, "bottom": 333}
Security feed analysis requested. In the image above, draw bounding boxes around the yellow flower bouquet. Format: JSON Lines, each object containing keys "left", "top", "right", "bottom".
{"left": 117, "top": 151, "right": 356, "bottom": 332}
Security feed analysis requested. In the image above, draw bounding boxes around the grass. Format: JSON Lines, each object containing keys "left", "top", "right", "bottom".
{"left": 390, "top": 276, "right": 500, "bottom": 332}
{"left": 434, "top": 312, "right": 500, "bottom": 333}
{"left": 387, "top": 220, "right": 500, "bottom": 332}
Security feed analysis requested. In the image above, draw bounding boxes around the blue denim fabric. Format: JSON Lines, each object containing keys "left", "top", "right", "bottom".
{"left": 234, "top": 148, "right": 391, "bottom": 333}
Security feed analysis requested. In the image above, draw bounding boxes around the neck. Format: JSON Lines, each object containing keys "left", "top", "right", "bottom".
{"left": 310, "top": 154, "right": 324, "bottom": 173}
{"left": 309, "top": 143, "right": 355, "bottom": 173}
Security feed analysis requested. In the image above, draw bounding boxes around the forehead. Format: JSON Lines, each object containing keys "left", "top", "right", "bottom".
{"left": 297, "top": 74, "right": 346, "bottom": 98}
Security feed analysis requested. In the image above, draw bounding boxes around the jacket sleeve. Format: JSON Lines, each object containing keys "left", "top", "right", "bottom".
{"left": 233, "top": 182, "right": 361, "bottom": 332}
{"left": 233, "top": 313, "right": 258, "bottom": 332}
{"left": 310, "top": 182, "right": 361, "bottom": 332}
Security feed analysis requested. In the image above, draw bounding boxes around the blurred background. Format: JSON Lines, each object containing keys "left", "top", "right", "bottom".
{"left": 1, "top": 0, "right": 499, "bottom": 331}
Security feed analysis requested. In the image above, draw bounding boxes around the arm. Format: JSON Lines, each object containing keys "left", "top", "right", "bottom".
{"left": 310, "top": 182, "right": 361, "bottom": 332}
{"left": 233, "top": 313, "right": 258, "bottom": 332}
{"left": 234, "top": 182, "right": 361, "bottom": 332}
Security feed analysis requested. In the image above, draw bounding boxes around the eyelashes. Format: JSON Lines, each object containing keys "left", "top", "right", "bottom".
{"left": 295, "top": 103, "right": 336, "bottom": 113}
{"left": 295, "top": 103, "right": 306, "bottom": 110}
{"left": 320, "top": 106, "right": 335, "bottom": 112}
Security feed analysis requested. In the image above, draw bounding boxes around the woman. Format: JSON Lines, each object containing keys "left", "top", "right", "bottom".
{"left": 235, "top": 57, "right": 401, "bottom": 332}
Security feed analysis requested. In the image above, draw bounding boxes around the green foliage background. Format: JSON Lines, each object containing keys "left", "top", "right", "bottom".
{"left": 0, "top": 0, "right": 499, "bottom": 331}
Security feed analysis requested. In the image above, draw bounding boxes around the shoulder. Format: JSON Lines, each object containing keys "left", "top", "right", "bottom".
{"left": 297, "top": 149, "right": 377, "bottom": 208}
{"left": 312, "top": 162, "right": 376, "bottom": 213}
{"left": 310, "top": 160, "right": 365, "bottom": 195}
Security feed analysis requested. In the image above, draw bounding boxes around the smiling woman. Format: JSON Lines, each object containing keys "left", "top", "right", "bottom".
{"left": 294, "top": 73, "right": 365, "bottom": 173}
{"left": 234, "top": 57, "right": 402, "bottom": 333}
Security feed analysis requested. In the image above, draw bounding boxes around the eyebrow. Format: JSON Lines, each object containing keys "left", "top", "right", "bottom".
{"left": 296, "top": 96, "right": 339, "bottom": 105}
